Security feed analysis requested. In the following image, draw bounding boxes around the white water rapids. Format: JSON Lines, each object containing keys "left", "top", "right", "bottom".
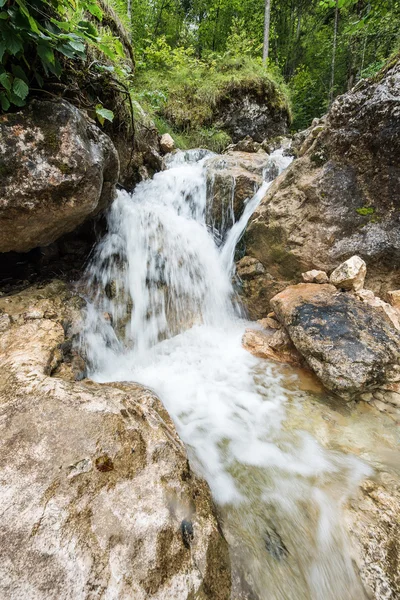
{"left": 80, "top": 149, "right": 372, "bottom": 599}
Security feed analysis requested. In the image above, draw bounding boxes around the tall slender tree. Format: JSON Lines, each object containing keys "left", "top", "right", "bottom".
{"left": 263, "top": 0, "right": 271, "bottom": 63}
{"left": 329, "top": 0, "right": 339, "bottom": 105}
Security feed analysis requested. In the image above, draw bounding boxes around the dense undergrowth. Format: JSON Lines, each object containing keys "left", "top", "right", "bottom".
{"left": 132, "top": 39, "right": 291, "bottom": 151}
{"left": 1, "top": 0, "right": 399, "bottom": 152}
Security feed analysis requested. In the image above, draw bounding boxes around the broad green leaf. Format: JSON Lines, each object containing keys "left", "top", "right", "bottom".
{"left": 97, "top": 42, "right": 116, "bottom": 60}
{"left": 50, "top": 19, "right": 72, "bottom": 31}
{"left": 114, "top": 39, "right": 124, "bottom": 58}
{"left": 0, "top": 41, "right": 5, "bottom": 61}
{"left": 68, "top": 38, "right": 85, "bottom": 53}
{"left": 9, "top": 91, "right": 26, "bottom": 107}
{"left": 0, "top": 11, "right": 8, "bottom": 18}
{"left": 57, "top": 43, "right": 77, "bottom": 58}
{"left": 12, "top": 77, "right": 29, "bottom": 100}
{"left": 11, "top": 64, "right": 28, "bottom": 84}
{"left": 0, "top": 71, "right": 11, "bottom": 92}
{"left": 0, "top": 91, "right": 10, "bottom": 111}
{"left": 95, "top": 105, "right": 114, "bottom": 125}
{"left": 3, "top": 29, "right": 23, "bottom": 55}
{"left": 78, "top": 20, "right": 98, "bottom": 38}
{"left": 33, "top": 69, "right": 44, "bottom": 87}
{"left": 86, "top": 3, "right": 103, "bottom": 20}
{"left": 37, "top": 42, "right": 55, "bottom": 65}
{"left": 0, "top": 0, "right": 6, "bottom": 8}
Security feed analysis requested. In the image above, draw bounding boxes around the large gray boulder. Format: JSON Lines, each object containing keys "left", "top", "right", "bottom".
{"left": 270, "top": 283, "right": 400, "bottom": 400}
{"left": 0, "top": 99, "right": 119, "bottom": 253}
{"left": 241, "top": 59, "right": 400, "bottom": 317}
{"left": 214, "top": 79, "right": 290, "bottom": 143}
{"left": 0, "top": 282, "right": 231, "bottom": 600}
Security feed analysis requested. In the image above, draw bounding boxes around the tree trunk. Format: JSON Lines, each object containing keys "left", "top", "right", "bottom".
{"left": 127, "top": 0, "right": 132, "bottom": 39}
{"left": 329, "top": 0, "right": 339, "bottom": 105}
{"left": 263, "top": 0, "right": 271, "bottom": 63}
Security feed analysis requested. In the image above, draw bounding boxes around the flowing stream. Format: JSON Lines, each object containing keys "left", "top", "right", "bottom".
{"left": 80, "top": 149, "right": 374, "bottom": 599}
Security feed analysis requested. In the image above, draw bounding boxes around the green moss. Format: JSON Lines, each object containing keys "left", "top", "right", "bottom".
{"left": 310, "top": 145, "right": 328, "bottom": 166}
{"left": 356, "top": 206, "right": 375, "bottom": 216}
{"left": 55, "top": 162, "right": 74, "bottom": 175}
{"left": 133, "top": 55, "right": 291, "bottom": 150}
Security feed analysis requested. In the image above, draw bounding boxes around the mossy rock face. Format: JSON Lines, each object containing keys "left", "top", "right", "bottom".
{"left": 214, "top": 79, "right": 290, "bottom": 143}
{"left": 239, "top": 57, "right": 400, "bottom": 316}
{"left": 0, "top": 99, "right": 119, "bottom": 253}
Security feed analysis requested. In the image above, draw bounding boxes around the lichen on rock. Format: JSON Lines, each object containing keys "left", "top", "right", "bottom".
{"left": 0, "top": 99, "right": 119, "bottom": 254}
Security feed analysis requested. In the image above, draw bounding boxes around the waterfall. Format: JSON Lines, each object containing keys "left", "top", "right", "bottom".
{"left": 80, "top": 148, "right": 370, "bottom": 600}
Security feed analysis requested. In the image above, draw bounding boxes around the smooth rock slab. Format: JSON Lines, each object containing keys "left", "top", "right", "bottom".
{"left": 0, "top": 282, "right": 231, "bottom": 600}
{"left": 270, "top": 283, "right": 400, "bottom": 400}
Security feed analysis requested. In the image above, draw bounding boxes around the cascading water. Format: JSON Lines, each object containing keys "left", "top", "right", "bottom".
{"left": 80, "top": 148, "right": 371, "bottom": 599}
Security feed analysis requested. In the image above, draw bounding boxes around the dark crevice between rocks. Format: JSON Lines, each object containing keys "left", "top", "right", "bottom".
{"left": 0, "top": 215, "right": 107, "bottom": 296}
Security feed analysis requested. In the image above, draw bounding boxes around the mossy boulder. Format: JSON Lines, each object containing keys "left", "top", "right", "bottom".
{"left": 0, "top": 99, "right": 119, "bottom": 253}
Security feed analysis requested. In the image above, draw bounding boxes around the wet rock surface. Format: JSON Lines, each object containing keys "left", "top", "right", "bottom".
{"left": 241, "top": 59, "right": 400, "bottom": 314}
{"left": 0, "top": 99, "right": 119, "bottom": 254}
{"left": 205, "top": 152, "right": 268, "bottom": 236}
{"left": 270, "top": 283, "right": 400, "bottom": 400}
{"left": 0, "top": 281, "right": 231, "bottom": 600}
{"left": 280, "top": 386, "right": 400, "bottom": 600}
{"left": 242, "top": 318, "right": 302, "bottom": 366}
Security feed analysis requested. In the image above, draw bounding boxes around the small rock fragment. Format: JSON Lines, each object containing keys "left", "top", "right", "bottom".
{"left": 301, "top": 269, "right": 329, "bottom": 284}
{"left": 242, "top": 328, "right": 302, "bottom": 366}
{"left": 0, "top": 313, "right": 11, "bottom": 332}
{"left": 258, "top": 317, "right": 281, "bottom": 330}
{"left": 387, "top": 290, "right": 400, "bottom": 310}
{"left": 355, "top": 289, "right": 400, "bottom": 330}
{"left": 159, "top": 133, "right": 175, "bottom": 154}
{"left": 236, "top": 256, "right": 265, "bottom": 280}
{"left": 329, "top": 255, "right": 366, "bottom": 291}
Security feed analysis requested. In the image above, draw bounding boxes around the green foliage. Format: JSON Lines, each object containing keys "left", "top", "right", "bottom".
{"left": 95, "top": 103, "right": 114, "bottom": 124}
{"left": 127, "top": 0, "right": 399, "bottom": 132}
{"left": 132, "top": 37, "right": 290, "bottom": 150}
{"left": 0, "top": 0, "right": 128, "bottom": 112}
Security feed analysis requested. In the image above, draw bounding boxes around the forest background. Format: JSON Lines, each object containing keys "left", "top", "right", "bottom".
{"left": 0, "top": 0, "right": 399, "bottom": 149}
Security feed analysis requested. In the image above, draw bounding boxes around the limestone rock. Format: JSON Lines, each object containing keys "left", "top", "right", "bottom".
{"left": 160, "top": 133, "right": 175, "bottom": 154}
{"left": 387, "top": 289, "right": 400, "bottom": 309}
{"left": 0, "top": 282, "right": 231, "bottom": 600}
{"left": 330, "top": 256, "right": 366, "bottom": 291}
{"left": 213, "top": 80, "right": 290, "bottom": 143}
{"left": 301, "top": 269, "right": 329, "bottom": 284}
{"left": 270, "top": 283, "right": 400, "bottom": 400}
{"left": 346, "top": 475, "right": 400, "bottom": 599}
{"left": 241, "top": 59, "right": 400, "bottom": 317}
{"left": 242, "top": 326, "right": 302, "bottom": 366}
{"left": 257, "top": 316, "right": 281, "bottom": 330}
{"left": 205, "top": 152, "right": 268, "bottom": 236}
{"left": 355, "top": 289, "right": 400, "bottom": 330}
{"left": 237, "top": 256, "right": 266, "bottom": 280}
{"left": 0, "top": 99, "right": 119, "bottom": 253}
{"left": 225, "top": 136, "right": 261, "bottom": 153}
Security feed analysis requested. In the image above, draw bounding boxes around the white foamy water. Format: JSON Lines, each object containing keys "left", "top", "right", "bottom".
{"left": 80, "top": 148, "right": 371, "bottom": 599}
